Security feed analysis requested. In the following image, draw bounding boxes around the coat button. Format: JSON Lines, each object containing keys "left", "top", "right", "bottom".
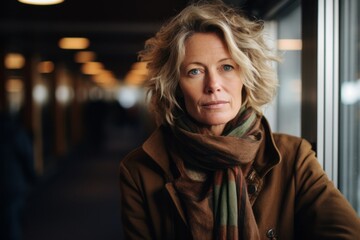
{"left": 247, "top": 184, "right": 257, "bottom": 194}
{"left": 266, "top": 228, "right": 278, "bottom": 239}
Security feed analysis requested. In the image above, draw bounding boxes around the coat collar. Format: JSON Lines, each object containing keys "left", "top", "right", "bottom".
{"left": 253, "top": 117, "right": 281, "bottom": 177}
{"left": 142, "top": 126, "right": 172, "bottom": 179}
{"left": 142, "top": 126, "right": 187, "bottom": 224}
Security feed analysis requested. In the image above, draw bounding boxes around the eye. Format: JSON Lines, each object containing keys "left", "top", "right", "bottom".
{"left": 188, "top": 68, "right": 201, "bottom": 76}
{"left": 222, "top": 64, "right": 234, "bottom": 72}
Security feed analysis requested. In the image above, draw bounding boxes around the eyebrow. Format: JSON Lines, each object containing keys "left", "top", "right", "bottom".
{"left": 219, "top": 58, "right": 234, "bottom": 62}
{"left": 183, "top": 58, "right": 235, "bottom": 66}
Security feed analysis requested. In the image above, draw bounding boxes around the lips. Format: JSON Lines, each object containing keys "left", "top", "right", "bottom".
{"left": 201, "top": 100, "right": 229, "bottom": 108}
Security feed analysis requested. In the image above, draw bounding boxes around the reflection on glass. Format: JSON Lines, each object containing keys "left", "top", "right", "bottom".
{"left": 339, "top": 0, "right": 360, "bottom": 213}
{"left": 341, "top": 80, "right": 360, "bottom": 105}
{"left": 275, "top": 5, "right": 302, "bottom": 137}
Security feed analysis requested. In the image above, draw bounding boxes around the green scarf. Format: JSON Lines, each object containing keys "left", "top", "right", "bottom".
{"left": 167, "top": 107, "right": 262, "bottom": 240}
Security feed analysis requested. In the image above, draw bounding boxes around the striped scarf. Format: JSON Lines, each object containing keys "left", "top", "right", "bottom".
{"left": 167, "top": 107, "right": 262, "bottom": 240}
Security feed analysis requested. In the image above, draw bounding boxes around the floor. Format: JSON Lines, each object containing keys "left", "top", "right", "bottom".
{"left": 22, "top": 122, "right": 148, "bottom": 240}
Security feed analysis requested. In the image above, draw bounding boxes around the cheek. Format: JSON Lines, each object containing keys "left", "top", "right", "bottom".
{"left": 230, "top": 82, "right": 244, "bottom": 107}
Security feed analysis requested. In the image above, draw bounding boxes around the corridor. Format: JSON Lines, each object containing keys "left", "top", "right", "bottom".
{"left": 22, "top": 121, "right": 148, "bottom": 240}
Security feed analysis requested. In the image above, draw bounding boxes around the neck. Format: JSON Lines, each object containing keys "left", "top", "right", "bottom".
{"left": 205, "top": 124, "right": 225, "bottom": 136}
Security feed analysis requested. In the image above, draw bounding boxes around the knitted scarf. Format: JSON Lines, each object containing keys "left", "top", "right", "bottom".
{"left": 167, "top": 107, "right": 262, "bottom": 240}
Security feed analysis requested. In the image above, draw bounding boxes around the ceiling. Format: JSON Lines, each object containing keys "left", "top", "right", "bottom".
{"left": 0, "top": 0, "right": 277, "bottom": 82}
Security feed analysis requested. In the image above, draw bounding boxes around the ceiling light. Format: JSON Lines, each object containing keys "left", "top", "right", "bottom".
{"left": 38, "top": 61, "right": 54, "bottom": 73}
{"left": 124, "top": 62, "right": 149, "bottom": 85}
{"left": 92, "top": 70, "right": 117, "bottom": 86}
{"left": 81, "top": 62, "right": 104, "bottom": 75}
{"left": 59, "top": 37, "right": 90, "bottom": 50}
{"left": 74, "top": 51, "right": 96, "bottom": 63}
{"left": 18, "top": 0, "right": 64, "bottom": 5}
{"left": 5, "top": 53, "right": 25, "bottom": 69}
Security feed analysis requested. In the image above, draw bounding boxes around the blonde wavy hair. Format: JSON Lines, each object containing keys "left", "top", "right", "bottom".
{"left": 139, "top": 0, "right": 279, "bottom": 126}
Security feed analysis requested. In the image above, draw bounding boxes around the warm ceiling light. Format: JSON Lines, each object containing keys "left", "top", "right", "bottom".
{"left": 5, "top": 53, "right": 25, "bottom": 69}
{"left": 124, "top": 71, "right": 148, "bottom": 85}
{"left": 18, "top": 0, "right": 64, "bottom": 5}
{"left": 92, "top": 70, "right": 119, "bottom": 89}
{"left": 124, "top": 61, "right": 149, "bottom": 85}
{"left": 74, "top": 51, "right": 96, "bottom": 63}
{"left": 38, "top": 61, "right": 54, "bottom": 73}
{"left": 81, "top": 62, "right": 104, "bottom": 75}
{"left": 92, "top": 70, "right": 116, "bottom": 84}
{"left": 132, "top": 61, "right": 148, "bottom": 70}
{"left": 131, "top": 62, "right": 148, "bottom": 75}
{"left": 59, "top": 37, "right": 90, "bottom": 50}
{"left": 277, "top": 39, "right": 302, "bottom": 51}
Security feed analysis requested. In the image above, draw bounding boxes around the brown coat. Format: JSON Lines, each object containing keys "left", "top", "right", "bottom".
{"left": 119, "top": 118, "right": 360, "bottom": 239}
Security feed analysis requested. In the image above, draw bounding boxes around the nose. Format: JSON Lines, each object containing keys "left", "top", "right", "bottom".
{"left": 204, "top": 70, "right": 221, "bottom": 93}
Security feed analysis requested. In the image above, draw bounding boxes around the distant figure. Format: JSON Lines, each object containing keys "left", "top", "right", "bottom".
{"left": 0, "top": 111, "right": 36, "bottom": 240}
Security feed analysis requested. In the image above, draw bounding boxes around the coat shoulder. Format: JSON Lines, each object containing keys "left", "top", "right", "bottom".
{"left": 120, "top": 147, "right": 149, "bottom": 169}
{"left": 269, "top": 133, "right": 317, "bottom": 174}
{"left": 272, "top": 133, "right": 314, "bottom": 157}
{"left": 272, "top": 133, "right": 304, "bottom": 146}
{"left": 119, "top": 145, "right": 169, "bottom": 184}
{"left": 120, "top": 147, "right": 156, "bottom": 177}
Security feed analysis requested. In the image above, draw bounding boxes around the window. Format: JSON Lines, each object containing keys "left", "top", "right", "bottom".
{"left": 276, "top": 5, "right": 302, "bottom": 137}
{"left": 264, "top": 4, "right": 302, "bottom": 137}
{"left": 339, "top": 0, "right": 360, "bottom": 213}
{"left": 264, "top": 0, "right": 359, "bottom": 213}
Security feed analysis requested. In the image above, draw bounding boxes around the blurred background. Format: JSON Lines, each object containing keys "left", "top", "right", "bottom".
{"left": 0, "top": 0, "right": 359, "bottom": 239}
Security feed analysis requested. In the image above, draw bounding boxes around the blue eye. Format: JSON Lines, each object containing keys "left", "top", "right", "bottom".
{"left": 223, "top": 64, "right": 234, "bottom": 71}
{"left": 188, "top": 69, "right": 201, "bottom": 76}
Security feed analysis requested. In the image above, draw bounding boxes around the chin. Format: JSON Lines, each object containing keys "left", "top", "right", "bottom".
{"left": 198, "top": 116, "right": 233, "bottom": 126}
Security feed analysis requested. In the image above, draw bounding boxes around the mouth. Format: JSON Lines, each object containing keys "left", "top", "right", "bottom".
{"left": 201, "top": 100, "right": 229, "bottom": 109}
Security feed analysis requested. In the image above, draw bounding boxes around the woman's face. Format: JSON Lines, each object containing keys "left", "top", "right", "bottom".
{"left": 179, "top": 32, "right": 244, "bottom": 135}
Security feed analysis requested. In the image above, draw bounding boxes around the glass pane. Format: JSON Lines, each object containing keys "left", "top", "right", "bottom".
{"left": 339, "top": 0, "right": 360, "bottom": 213}
{"left": 265, "top": 5, "right": 302, "bottom": 137}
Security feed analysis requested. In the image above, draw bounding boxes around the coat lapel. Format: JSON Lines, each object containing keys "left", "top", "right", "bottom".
{"left": 143, "top": 127, "right": 188, "bottom": 226}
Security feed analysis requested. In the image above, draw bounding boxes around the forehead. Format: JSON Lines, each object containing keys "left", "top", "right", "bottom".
{"left": 182, "top": 32, "right": 231, "bottom": 62}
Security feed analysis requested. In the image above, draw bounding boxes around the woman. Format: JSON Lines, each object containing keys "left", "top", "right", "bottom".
{"left": 119, "top": 1, "right": 360, "bottom": 239}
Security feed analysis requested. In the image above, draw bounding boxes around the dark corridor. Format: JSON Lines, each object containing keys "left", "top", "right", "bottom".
{"left": 21, "top": 117, "right": 148, "bottom": 240}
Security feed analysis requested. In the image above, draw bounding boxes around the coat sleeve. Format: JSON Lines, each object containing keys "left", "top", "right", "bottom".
{"left": 119, "top": 158, "right": 153, "bottom": 240}
{"left": 294, "top": 139, "right": 360, "bottom": 239}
